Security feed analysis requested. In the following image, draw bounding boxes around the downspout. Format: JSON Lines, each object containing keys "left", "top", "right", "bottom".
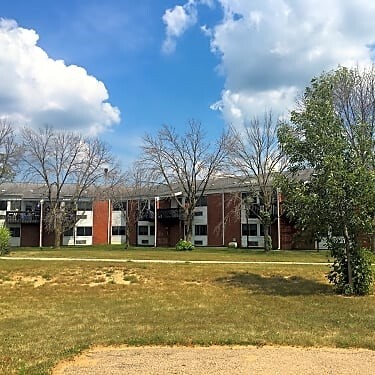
{"left": 154, "top": 197, "right": 159, "bottom": 247}
{"left": 277, "top": 188, "right": 281, "bottom": 250}
{"left": 108, "top": 199, "right": 111, "bottom": 245}
{"left": 222, "top": 191, "right": 225, "bottom": 246}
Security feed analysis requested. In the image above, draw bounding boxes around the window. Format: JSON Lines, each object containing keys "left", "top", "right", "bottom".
{"left": 76, "top": 226, "right": 92, "bottom": 236}
{"left": 64, "top": 228, "right": 74, "bottom": 236}
{"left": 242, "top": 193, "right": 259, "bottom": 218}
{"left": 196, "top": 195, "right": 207, "bottom": 207}
{"left": 149, "top": 226, "right": 155, "bottom": 236}
{"left": 260, "top": 224, "right": 264, "bottom": 236}
{"left": 176, "top": 196, "right": 183, "bottom": 205}
{"left": 10, "top": 200, "right": 21, "bottom": 211}
{"left": 194, "top": 240, "right": 203, "bottom": 246}
{"left": 149, "top": 200, "right": 155, "bottom": 211}
{"left": 0, "top": 201, "right": 7, "bottom": 210}
{"left": 194, "top": 211, "right": 203, "bottom": 216}
{"left": 138, "top": 225, "right": 148, "bottom": 235}
{"left": 138, "top": 200, "right": 148, "bottom": 211}
{"left": 112, "top": 226, "right": 125, "bottom": 236}
{"left": 77, "top": 201, "right": 92, "bottom": 211}
{"left": 195, "top": 225, "right": 207, "bottom": 236}
{"left": 24, "top": 201, "right": 36, "bottom": 211}
{"left": 242, "top": 224, "right": 258, "bottom": 236}
{"left": 9, "top": 227, "right": 20, "bottom": 237}
{"left": 250, "top": 224, "right": 257, "bottom": 236}
{"left": 113, "top": 201, "right": 126, "bottom": 211}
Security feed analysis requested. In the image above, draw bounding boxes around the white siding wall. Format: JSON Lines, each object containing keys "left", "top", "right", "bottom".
{"left": 193, "top": 207, "right": 207, "bottom": 246}
{"left": 8, "top": 225, "right": 21, "bottom": 247}
{"left": 63, "top": 210, "right": 93, "bottom": 246}
{"left": 137, "top": 221, "right": 155, "bottom": 246}
{"left": 111, "top": 211, "right": 126, "bottom": 245}
{"left": 241, "top": 207, "right": 264, "bottom": 248}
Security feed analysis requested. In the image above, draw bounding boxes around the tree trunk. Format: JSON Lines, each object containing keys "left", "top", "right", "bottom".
{"left": 125, "top": 211, "right": 130, "bottom": 249}
{"left": 185, "top": 209, "right": 193, "bottom": 242}
{"left": 54, "top": 228, "right": 62, "bottom": 248}
{"left": 53, "top": 212, "right": 62, "bottom": 249}
{"left": 264, "top": 224, "right": 272, "bottom": 252}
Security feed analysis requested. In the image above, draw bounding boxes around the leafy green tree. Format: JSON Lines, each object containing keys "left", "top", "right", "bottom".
{"left": 0, "top": 226, "right": 11, "bottom": 255}
{"left": 278, "top": 66, "right": 375, "bottom": 295}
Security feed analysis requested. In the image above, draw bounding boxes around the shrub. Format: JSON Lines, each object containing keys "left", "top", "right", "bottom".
{"left": 328, "top": 244, "right": 373, "bottom": 296}
{"left": 176, "top": 239, "right": 194, "bottom": 251}
{"left": 265, "top": 235, "right": 273, "bottom": 251}
{"left": 0, "top": 226, "right": 11, "bottom": 256}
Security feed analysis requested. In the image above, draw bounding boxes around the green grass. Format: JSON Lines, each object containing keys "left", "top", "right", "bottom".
{"left": 6, "top": 244, "right": 333, "bottom": 263}
{"left": 0, "top": 249, "right": 374, "bottom": 374}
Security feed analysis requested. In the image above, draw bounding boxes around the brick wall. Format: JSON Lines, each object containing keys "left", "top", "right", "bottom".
{"left": 207, "top": 193, "right": 223, "bottom": 246}
{"left": 158, "top": 222, "right": 182, "bottom": 247}
{"left": 93, "top": 200, "right": 110, "bottom": 245}
{"left": 21, "top": 224, "right": 40, "bottom": 247}
{"left": 224, "top": 193, "right": 241, "bottom": 246}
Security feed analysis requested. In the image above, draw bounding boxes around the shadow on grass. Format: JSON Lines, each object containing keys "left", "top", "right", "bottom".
{"left": 216, "top": 272, "right": 332, "bottom": 296}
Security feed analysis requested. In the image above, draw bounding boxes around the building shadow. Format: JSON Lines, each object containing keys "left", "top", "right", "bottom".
{"left": 216, "top": 272, "right": 332, "bottom": 296}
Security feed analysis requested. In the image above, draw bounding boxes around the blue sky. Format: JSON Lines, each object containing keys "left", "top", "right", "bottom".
{"left": 1, "top": 0, "right": 375, "bottom": 166}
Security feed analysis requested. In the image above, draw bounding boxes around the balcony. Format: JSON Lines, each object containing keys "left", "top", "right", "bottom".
{"left": 157, "top": 208, "right": 183, "bottom": 221}
{"left": 138, "top": 209, "right": 155, "bottom": 222}
{"left": 6, "top": 210, "right": 41, "bottom": 224}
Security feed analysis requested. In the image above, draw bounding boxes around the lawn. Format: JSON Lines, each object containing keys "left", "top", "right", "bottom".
{"left": 0, "top": 248, "right": 374, "bottom": 374}
{"left": 7, "top": 245, "right": 333, "bottom": 263}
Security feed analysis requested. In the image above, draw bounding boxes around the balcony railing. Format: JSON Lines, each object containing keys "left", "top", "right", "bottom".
{"left": 157, "top": 208, "right": 183, "bottom": 221}
{"left": 138, "top": 209, "right": 155, "bottom": 222}
{"left": 6, "top": 210, "right": 41, "bottom": 224}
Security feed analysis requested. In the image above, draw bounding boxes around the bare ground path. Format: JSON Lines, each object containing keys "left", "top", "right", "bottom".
{"left": 53, "top": 345, "right": 375, "bottom": 375}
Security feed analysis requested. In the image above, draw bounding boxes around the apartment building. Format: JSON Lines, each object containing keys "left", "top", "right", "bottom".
{"left": 0, "top": 179, "right": 309, "bottom": 249}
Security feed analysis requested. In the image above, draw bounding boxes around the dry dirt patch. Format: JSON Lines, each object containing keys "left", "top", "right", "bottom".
{"left": 0, "top": 267, "right": 143, "bottom": 288}
{"left": 0, "top": 274, "right": 51, "bottom": 287}
{"left": 87, "top": 268, "right": 141, "bottom": 287}
{"left": 53, "top": 345, "right": 375, "bottom": 375}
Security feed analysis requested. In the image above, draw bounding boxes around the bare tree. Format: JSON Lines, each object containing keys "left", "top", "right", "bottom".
{"left": 0, "top": 118, "right": 22, "bottom": 184}
{"left": 21, "top": 125, "right": 116, "bottom": 248}
{"left": 226, "top": 111, "right": 287, "bottom": 251}
{"left": 139, "top": 120, "right": 228, "bottom": 242}
{"left": 99, "top": 163, "right": 153, "bottom": 249}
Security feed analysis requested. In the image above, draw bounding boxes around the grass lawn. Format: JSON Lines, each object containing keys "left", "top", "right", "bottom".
{"left": 0, "top": 248, "right": 374, "bottom": 374}
{"left": 7, "top": 245, "right": 333, "bottom": 263}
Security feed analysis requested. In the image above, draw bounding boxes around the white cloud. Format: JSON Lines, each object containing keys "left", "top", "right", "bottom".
{"left": 209, "top": 0, "right": 375, "bottom": 125}
{"left": 0, "top": 19, "right": 120, "bottom": 135}
{"left": 162, "top": 0, "right": 215, "bottom": 54}
{"left": 165, "top": 0, "right": 375, "bottom": 126}
{"left": 211, "top": 87, "right": 298, "bottom": 126}
{"left": 162, "top": 2, "right": 198, "bottom": 54}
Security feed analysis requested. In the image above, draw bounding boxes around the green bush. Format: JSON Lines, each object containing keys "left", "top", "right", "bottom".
{"left": 176, "top": 239, "right": 194, "bottom": 251}
{"left": 0, "top": 226, "right": 11, "bottom": 256}
{"left": 265, "top": 235, "right": 273, "bottom": 251}
{"left": 328, "top": 245, "right": 373, "bottom": 296}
